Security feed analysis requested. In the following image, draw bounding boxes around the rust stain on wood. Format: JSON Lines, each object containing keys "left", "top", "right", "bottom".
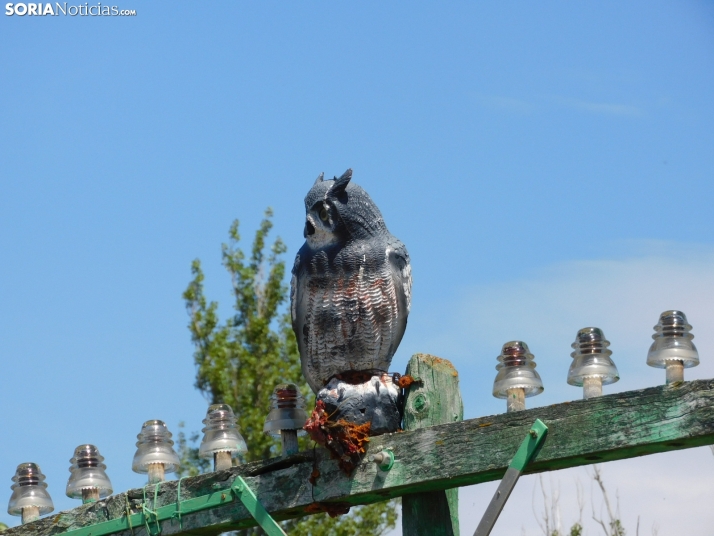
{"left": 305, "top": 502, "right": 351, "bottom": 518}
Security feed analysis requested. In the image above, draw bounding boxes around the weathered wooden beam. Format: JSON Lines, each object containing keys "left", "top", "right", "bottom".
{"left": 8, "top": 379, "right": 714, "bottom": 536}
{"left": 402, "top": 353, "right": 463, "bottom": 536}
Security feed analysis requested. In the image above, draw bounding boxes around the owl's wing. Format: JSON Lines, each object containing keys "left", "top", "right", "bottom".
{"left": 291, "top": 248, "right": 318, "bottom": 390}
{"left": 386, "top": 237, "right": 412, "bottom": 355}
{"left": 290, "top": 251, "right": 302, "bottom": 331}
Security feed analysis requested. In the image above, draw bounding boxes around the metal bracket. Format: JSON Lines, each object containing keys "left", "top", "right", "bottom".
{"left": 58, "top": 475, "right": 286, "bottom": 536}
{"left": 473, "top": 419, "right": 548, "bottom": 536}
{"left": 231, "top": 476, "right": 287, "bottom": 536}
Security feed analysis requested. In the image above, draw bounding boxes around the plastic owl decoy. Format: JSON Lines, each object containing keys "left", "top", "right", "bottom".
{"left": 291, "top": 169, "right": 412, "bottom": 395}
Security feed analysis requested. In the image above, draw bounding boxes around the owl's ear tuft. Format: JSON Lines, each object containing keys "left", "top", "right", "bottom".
{"left": 313, "top": 172, "right": 324, "bottom": 186}
{"left": 331, "top": 169, "right": 352, "bottom": 194}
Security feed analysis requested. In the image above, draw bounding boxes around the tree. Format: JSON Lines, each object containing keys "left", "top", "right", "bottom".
{"left": 532, "top": 466, "right": 658, "bottom": 536}
{"left": 533, "top": 475, "right": 583, "bottom": 536}
{"left": 589, "top": 466, "right": 626, "bottom": 536}
{"left": 179, "top": 209, "right": 398, "bottom": 535}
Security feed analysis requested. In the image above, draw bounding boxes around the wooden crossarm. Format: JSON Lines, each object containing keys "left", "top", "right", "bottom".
{"left": 7, "top": 379, "right": 714, "bottom": 536}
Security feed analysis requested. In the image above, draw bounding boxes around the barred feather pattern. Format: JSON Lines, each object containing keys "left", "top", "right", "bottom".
{"left": 292, "top": 236, "right": 411, "bottom": 394}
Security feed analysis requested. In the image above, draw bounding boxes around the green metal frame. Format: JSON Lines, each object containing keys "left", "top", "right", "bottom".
{"left": 59, "top": 476, "right": 285, "bottom": 536}
{"left": 474, "top": 419, "right": 549, "bottom": 536}
{"left": 509, "top": 419, "right": 548, "bottom": 472}
{"left": 231, "top": 477, "right": 287, "bottom": 536}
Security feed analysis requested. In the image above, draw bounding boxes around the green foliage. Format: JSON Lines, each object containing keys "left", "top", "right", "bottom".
{"left": 176, "top": 424, "right": 210, "bottom": 477}
{"left": 180, "top": 209, "right": 398, "bottom": 535}
{"left": 286, "top": 500, "right": 399, "bottom": 536}
{"left": 609, "top": 519, "right": 626, "bottom": 536}
{"left": 182, "top": 211, "right": 300, "bottom": 462}
{"left": 0, "top": 522, "right": 7, "bottom": 531}
{"left": 547, "top": 523, "right": 582, "bottom": 536}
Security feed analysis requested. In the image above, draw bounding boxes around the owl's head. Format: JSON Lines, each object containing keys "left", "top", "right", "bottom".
{"left": 303, "top": 169, "right": 387, "bottom": 248}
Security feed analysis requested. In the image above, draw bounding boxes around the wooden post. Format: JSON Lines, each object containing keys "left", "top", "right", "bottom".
{"left": 214, "top": 451, "right": 233, "bottom": 471}
{"left": 666, "top": 361, "right": 684, "bottom": 384}
{"left": 21, "top": 506, "right": 40, "bottom": 525}
{"left": 281, "top": 430, "right": 299, "bottom": 456}
{"left": 81, "top": 488, "right": 100, "bottom": 504}
{"left": 402, "top": 353, "right": 464, "bottom": 536}
{"left": 147, "top": 463, "right": 165, "bottom": 484}
{"left": 506, "top": 387, "right": 526, "bottom": 412}
{"left": 583, "top": 377, "right": 603, "bottom": 399}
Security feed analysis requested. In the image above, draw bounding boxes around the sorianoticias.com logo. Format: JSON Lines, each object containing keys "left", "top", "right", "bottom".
{"left": 5, "top": 3, "right": 136, "bottom": 16}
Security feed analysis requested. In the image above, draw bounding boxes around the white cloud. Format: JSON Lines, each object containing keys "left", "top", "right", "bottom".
{"left": 389, "top": 242, "right": 714, "bottom": 535}
{"left": 560, "top": 97, "right": 644, "bottom": 117}
{"left": 473, "top": 93, "right": 644, "bottom": 117}
{"left": 428, "top": 242, "right": 714, "bottom": 405}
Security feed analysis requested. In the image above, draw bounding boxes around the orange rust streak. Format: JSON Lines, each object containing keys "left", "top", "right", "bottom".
{"left": 397, "top": 374, "right": 416, "bottom": 389}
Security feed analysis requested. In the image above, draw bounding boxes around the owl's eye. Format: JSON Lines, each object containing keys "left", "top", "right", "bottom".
{"left": 319, "top": 207, "right": 329, "bottom": 221}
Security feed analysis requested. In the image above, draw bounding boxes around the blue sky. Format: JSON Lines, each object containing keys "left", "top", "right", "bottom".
{"left": 1, "top": 2, "right": 713, "bottom": 533}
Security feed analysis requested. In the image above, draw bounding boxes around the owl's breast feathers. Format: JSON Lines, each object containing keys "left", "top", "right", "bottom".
{"left": 291, "top": 236, "right": 411, "bottom": 393}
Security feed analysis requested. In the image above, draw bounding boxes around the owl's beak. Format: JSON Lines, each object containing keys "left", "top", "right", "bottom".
{"left": 304, "top": 220, "right": 315, "bottom": 237}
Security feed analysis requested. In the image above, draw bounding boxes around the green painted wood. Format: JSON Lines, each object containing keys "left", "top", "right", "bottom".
{"left": 7, "top": 379, "right": 714, "bottom": 536}
{"left": 402, "top": 353, "right": 464, "bottom": 536}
